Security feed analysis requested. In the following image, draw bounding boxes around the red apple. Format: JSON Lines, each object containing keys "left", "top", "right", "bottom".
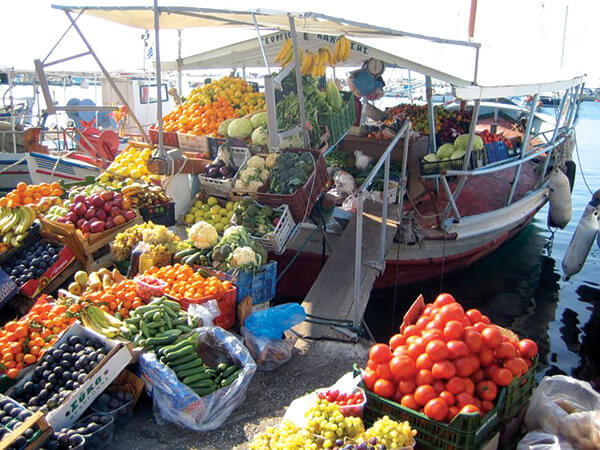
{"left": 105, "top": 218, "right": 114, "bottom": 229}
{"left": 124, "top": 210, "right": 136, "bottom": 221}
{"left": 102, "top": 202, "right": 113, "bottom": 213}
{"left": 73, "top": 202, "right": 87, "bottom": 217}
{"left": 110, "top": 206, "right": 121, "bottom": 218}
{"left": 91, "top": 195, "right": 104, "bottom": 208}
{"left": 95, "top": 209, "right": 107, "bottom": 221}
{"left": 84, "top": 207, "right": 96, "bottom": 220}
{"left": 76, "top": 218, "right": 87, "bottom": 229}
{"left": 89, "top": 220, "right": 105, "bottom": 233}
{"left": 113, "top": 215, "right": 126, "bottom": 226}
{"left": 80, "top": 220, "right": 90, "bottom": 233}
{"left": 66, "top": 212, "right": 79, "bottom": 223}
{"left": 101, "top": 191, "right": 114, "bottom": 202}
{"left": 113, "top": 197, "right": 123, "bottom": 208}
{"left": 73, "top": 194, "right": 86, "bottom": 204}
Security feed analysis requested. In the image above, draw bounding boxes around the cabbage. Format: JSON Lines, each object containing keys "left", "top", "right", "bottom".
{"left": 423, "top": 153, "right": 438, "bottom": 163}
{"left": 250, "top": 112, "right": 267, "bottom": 129}
{"left": 251, "top": 127, "right": 268, "bottom": 146}
{"left": 437, "top": 143, "right": 455, "bottom": 160}
{"left": 451, "top": 149, "right": 466, "bottom": 160}
{"left": 454, "top": 134, "right": 483, "bottom": 152}
{"left": 218, "top": 118, "right": 234, "bottom": 136}
{"left": 227, "top": 118, "right": 253, "bottom": 139}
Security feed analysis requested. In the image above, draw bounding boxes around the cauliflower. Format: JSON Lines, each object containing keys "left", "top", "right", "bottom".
{"left": 234, "top": 179, "right": 245, "bottom": 189}
{"left": 260, "top": 169, "right": 269, "bottom": 182}
{"left": 246, "top": 155, "right": 265, "bottom": 169}
{"left": 229, "top": 246, "right": 257, "bottom": 269}
{"left": 188, "top": 221, "right": 218, "bottom": 249}
{"left": 248, "top": 180, "right": 264, "bottom": 191}
{"left": 224, "top": 225, "right": 245, "bottom": 238}
{"left": 239, "top": 167, "right": 258, "bottom": 183}
{"left": 265, "top": 153, "right": 279, "bottom": 168}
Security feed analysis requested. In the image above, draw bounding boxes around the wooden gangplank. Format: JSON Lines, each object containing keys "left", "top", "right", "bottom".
{"left": 293, "top": 201, "right": 399, "bottom": 340}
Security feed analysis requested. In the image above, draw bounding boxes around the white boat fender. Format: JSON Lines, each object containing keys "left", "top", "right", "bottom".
{"left": 564, "top": 160, "right": 576, "bottom": 193}
{"left": 547, "top": 168, "right": 572, "bottom": 229}
{"left": 562, "top": 190, "right": 600, "bottom": 279}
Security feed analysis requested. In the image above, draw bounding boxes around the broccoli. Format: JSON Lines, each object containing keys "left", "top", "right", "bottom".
{"left": 261, "top": 205, "right": 273, "bottom": 217}
{"left": 245, "top": 204, "right": 258, "bottom": 217}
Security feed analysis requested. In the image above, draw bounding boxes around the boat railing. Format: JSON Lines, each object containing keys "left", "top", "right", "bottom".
{"left": 352, "top": 120, "right": 411, "bottom": 325}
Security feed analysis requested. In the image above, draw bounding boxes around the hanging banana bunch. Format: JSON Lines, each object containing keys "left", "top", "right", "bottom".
{"left": 274, "top": 39, "right": 293, "bottom": 65}
{"left": 301, "top": 50, "right": 315, "bottom": 75}
{"left": 334, "top": 36, "right": 350, "bottom": 63}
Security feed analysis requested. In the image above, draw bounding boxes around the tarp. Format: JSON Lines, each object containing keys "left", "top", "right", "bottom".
{"left": 160, "top": 31, "right": 473, "bottom": 88}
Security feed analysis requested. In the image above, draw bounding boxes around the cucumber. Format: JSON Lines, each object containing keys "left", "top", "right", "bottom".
{"left": 140, "top": 321, "right": 150, "bottom": 339}
{"left": 163, "top": 312, "right": 173, "bottom": 329}
{"left": 152, "top": 311, "right": 163, "bottom": 322}
{"left": 172, "top": 358, "right": 204, "bottom": 372}
{"left": 163, "top": 335, "right": 197, "bottom": 355}
{"left": 221, "top": 369, "right": 242, "bottom": 387}
{"left": 193, "top": 386, "right": 216, "bottom": 397}
{"left": 134, "top": 305, "right": 162, "bottom": 315}
{"left": 177, "top": 367, "right": 211, "bottom": 379}
{"left": 146, "top": 334, "right": 178, "bottom": 346}
{"left": 174, "top": 248, "right": 199, "bottom": 259}
{"left": 167, "top": 352, "right": 197, "bottom": 366}
{"left": 155, "top": 329, "right": 182, "bottom": 339}
{"left": 187, "top": 379, "right": 214, "bottom": 389}
{"left": 221, "top": 365, "right": 239, "bottom": 378}
{"left": 181, "top": 251, "right": 202, "bottom": 265}
{"left": 176, "top": 325, "right": 193, "bottom": 333}
{"left": 161, "top": 298, "right": 182, "bottom": 313}
{"left": 125, "top": 317, "right": 141, "bottom": 325}
{"left": 183, "top": 372, "right": 216, "bottom": 384}
{"left": 119, "top": 326, "right": 132, "bottom": 337}
{"left": 165, "top": 344, "right": 195, "bottom": 361}
{"left": 216, "top": 363, "right": 228, "bottom": 372}
{"left": 147, "top": 320, "right": 166, "bottom": 330}
{"left": 173, "top": 317, "right": 188, "bottom": 326}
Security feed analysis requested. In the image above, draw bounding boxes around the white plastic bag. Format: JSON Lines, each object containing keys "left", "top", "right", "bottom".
{"left": 354, "top": 150, "right": 372, "bottom": 170}
{"left": 188, "top": 300, "right": 220, "bottom": 327}
{"left": 241, "top": 327, "right": 296, "bottom": 371}
{"left": 333, "top": 170, "right": 356, "bottom": 195}
{"left": 525, "top": 375, "right": 600, "bottom": 450}
{"left": 516, "top": 432, "right": 573, "bottom": 450}
{"left": 139, "top": 327, "right": 256, "bottom": 431}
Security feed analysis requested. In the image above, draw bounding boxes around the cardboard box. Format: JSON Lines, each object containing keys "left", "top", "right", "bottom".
{"left": 9, "top": 322, "right": 134, "bottom": 430}
{"left": 20, "top": 245, "right": 76, "bottom": 299}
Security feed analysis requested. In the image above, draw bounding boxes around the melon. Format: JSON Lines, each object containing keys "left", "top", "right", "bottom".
{"left": 423, "top": 153, "right": 438, "bottom": 163}
{"left": 454, "top": 134, "right": 483, "bottom": 152}
{"left": 437, "top": 143, "right": 455, "bottom": 160}
{"left": 450, "top": 149, "right": 466, "bottom": 160}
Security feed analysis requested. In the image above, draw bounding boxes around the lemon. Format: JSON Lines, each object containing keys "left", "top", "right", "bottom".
{"left": 215, "top": 222, "right": 225, "bottom": 233}
{"left": 194, "top": 211, "right": 204, "bottom": 221}
{"left": 209, "top": 205, "right": 221, "bottom": 214}
{"left": 220, "top": 217, "right": 230, "bottom": 226}
{"left": 184, "top": 214, "right": 195, "bottom": 225}
{"left": 225, "top": 201, "right": 234, "bottom": 211}
{"left": 207, "top": 196, "right": 218, "bottom": 206}
{"left": 200, "top": 204, "right": 210, "bottom": 212}
{"left": 130, "top": 169, "right": 141, "bottom": 179}
{"left": 203, "top": 212, "right": 212, "bottom": 220}
{"left": 194, "top": 200, "right": 204, "bottom": 208}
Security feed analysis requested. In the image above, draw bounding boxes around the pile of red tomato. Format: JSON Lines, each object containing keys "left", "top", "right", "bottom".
{"left": 362, "top": 293, "right": 538, "bottom": 423}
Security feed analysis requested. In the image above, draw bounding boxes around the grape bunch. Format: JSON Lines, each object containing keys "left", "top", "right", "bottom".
{"left": 306, "top": 399, "right": 364, "bottom": 448}
{"left": 362, "top": 416, "right": 417, "bottom": 449}
{"left": 248, "top": 420, "right": 319, "bottom": 450}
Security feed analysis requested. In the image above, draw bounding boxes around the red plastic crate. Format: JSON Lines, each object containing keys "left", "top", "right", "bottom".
{"left": 149, "top": 128, "right": 179, "bottom": 148}
{"left": 167, "top": 286, "right": 237, "bottom": 329}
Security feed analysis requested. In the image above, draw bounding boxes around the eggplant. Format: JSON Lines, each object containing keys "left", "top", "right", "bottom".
{"left": 207, "top": 167, "right": 220, "bottom": 178}
{"left": 219, "top": 166, "right": 232, "bottom": 178}
{"left": 215, "top": 159, "right": 226, "bottom": 167}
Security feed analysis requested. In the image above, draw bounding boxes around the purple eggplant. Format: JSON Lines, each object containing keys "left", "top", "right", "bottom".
{"left": 207, "top": 167, "right": 220, "bottom": 178}
{"left": 219, "top": 166, "right": 232, "bottom": 178}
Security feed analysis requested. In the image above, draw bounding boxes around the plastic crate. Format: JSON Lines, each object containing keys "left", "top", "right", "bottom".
{"left": 354, "top": 365, "right": 503, "bottom": 450}
{"left": 420, "top": 155, "right": 467, "bottom": 175}
{"left": 149, "top": 128, "right": 178, "bottom": 148}
{"left": 72, "top": 414, "right": 114, "bottom": 450}
{"left": 168, "top": 286, "right": 237, "bottom": 329}
{"left": 139, "top": 201, "right": 176, "bottom": 226}
{"left": 325, "top": 92, "right": 357, "bottom": 145}
{"left": 484, "top": 141, "right": 510, "bottom": 164}
{"left": 256, "top": 148, "right": 328, "bottom": 223}
{"left": 224, "top": 261, "right": 277, "bottom": 305}
{"left": 501, "top": 356, "right": 538, "bottom": 420}
{"left": 198, "top": 147, "right": 250, "bottom": 198}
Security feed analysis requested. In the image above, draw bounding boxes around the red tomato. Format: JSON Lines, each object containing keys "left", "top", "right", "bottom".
{"left": 425, "top": 319, "right": 444, "bottom": 331}
{"left": 447, "top": 340, "right": 470, "bottom": 359}
{"left": 472, "top": 369, "right": 485, "bottom": 383}
{"left": 485, "top": 364, "right": 500, "bottom": 380}
{"left": 393, "top": 387, "right": 404, "bottom": 403}
{"left": 423, "top": 305, "right": 435, "bottom": 316}
{"left": 416, "top": 369, "right": 434, "bottom": 386}
{"left": 404, "top": 325, "right": 420, "bottom": 338}
{"left": 389, "top": 356, "right": 417, "bottom": 380}
{"left": 393, "top": 345, "right": 410, "bottom": 358}
{"left": 414, "top": 385, "right": 437, "bottom": 406}
{"left": 504, "top": 357, "right": 528, "bottom": 377}
{"left": 469, "top": 355, "right": 480, "bottom": 372}
{"left": 370, "top": 344, "right": 392, "bottom": 364}
{"left": 426, "top": 340, "right": 449, "bottom": 361}
{"left": 481, "top": 400, "right": 494, "bottom": 413}
{"left": 473, "top": 322, "right": 487, "bottom": 333}
{"left": 518, "top": 339, "right": 538, "bottom": 359}
{"left": 421, "top": 329, "right": 444, "bottom": 344}
{"left": 464, "top": 329, "right": 483, "bottom": 353}
{"left": 401, "top": 394, "right": 419, "bottom": 410}
{"left": 363, "top": 369, "right": 378, "bottom": 390}
{"left": 478, "top": 348, "right": 494, "bottom": 367}
{"left": 473, "top": 397, "right": 482, "bottom": 410}
{"left": 405, "top": 335, "right": 420, "bottom": 347}
{"left": 376, "top": 362, "right": 395, "bottom": 381}
{"left": 398, "top": 378, "right": 417, "bottom": 394}
{"left": 416, "top": 353, "right": 434, "bottom": 370}
{"left": 424, "top": 398, "right": 449, "bottom": 421}
{"left": 459, "top": 404, "right": 481, "bottom": 416}
{"left": 461, "top": 377, "right": 475, "bottom": 395}
{"left": 373, "top": 378, "right": 396, "bottom": 398}
{"left": 439, "top": 304, "right": 465, "bottom": 324}
{"left": 439, "top": 390, "right": 455, "bottom": 406}
{"left": 447, "top": 406, "right": 460, "bottom": 421}
{"left": 455, "top": 392, "right": 475, "bottom": 409}
{"left": 434, "top": 293, "right": 456, "bottom": 307}
{"left": 407, "top": 342, "right": 426, "bottom": 361}
{"left": 494, "top": 342, "right": 517, "bottom": 359}
{"left": 466, "top": 309, "right": 482, "bottom": 324}
{"left": 443, "top": 321, "right": 464, "bottom": 341}
{"left": 432, "top": 380, "right": 446, "bottom": 393}
{"left": 389, "top": 333, "right": 406, "bottom": 350}
{"left": 481, "top": 326, "right": 502, "bottom": 349}
{"left": 492, "top": 368, "right": 514, "bottom": 387}
{"left": 415, "top": 316, "right": 431, "bottom": 331}
{"left": 446, "top": 377, "right": 465, "bottom": 395}
{"left": 454, "top": 357, "right": 475, "bottom": 377}
{"left": 480, "top": 315, "right": 491, "bottom": 324}
{"left": 476, "top": 380, "right": 498, "bottom": 401}
{"left": 432, "top": 360, "right": 456, "bottom": 379}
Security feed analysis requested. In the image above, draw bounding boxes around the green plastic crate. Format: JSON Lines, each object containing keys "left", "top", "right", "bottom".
{"left": 326, "top": 92, "right": 356, "bottom": 145}
{"left": 501, "top": 355, "right": 538, "bottom": 420}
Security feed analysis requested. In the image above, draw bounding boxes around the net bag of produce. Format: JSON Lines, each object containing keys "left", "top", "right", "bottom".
{"left": 524, "top": 375, "right": 600, "bottom": 449}
{"left": 139, "top": 327, "right": 256, "bottom": 431}
{"left": 241, "top": 327, "right": 296, "bottom": 371}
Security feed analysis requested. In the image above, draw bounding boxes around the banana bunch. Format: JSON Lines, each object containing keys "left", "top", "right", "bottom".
{"left": 274, "top": 39, "right": 301, "bottom": 67}
{"left": 334, "top": 35, "right": 350, "bottom": 63}
{"left": 81, "top": 304, "right": 122, "bottom": 338}
{"left": 0, "top": 206, "right": 36, "bottom": 248}
{"left": 122, "top": 183, "right": 170, "bottom": 209}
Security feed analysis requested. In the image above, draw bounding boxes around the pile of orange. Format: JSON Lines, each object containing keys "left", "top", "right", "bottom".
{"left": 1, "top": 182, "right": 63, "bottom": 210}
{"left": 0, "top": 295, "right": 78, "bottom": 379}
{"left": 145, "top": 264, "right": 232, "bottom": 300}
{"left": 157, "top": 97, "right": 238, "bottom": 137}
{"left": 79, "top": 279, "right": 146, "bottom": 319}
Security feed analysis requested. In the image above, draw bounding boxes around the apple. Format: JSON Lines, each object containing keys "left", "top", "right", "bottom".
{"left": 121, "top": 198, "right": 131, "bottom": 210}
{"left": 101, "top": 191, "right": 114, "bottom": 202}
{"left": 80, "top": 220, "right": 90, "bottom": 233}
{"left": 76, "top": 218, "right": 87, "bottom": 229}
{"left": 73, "top": 194, "right": 86, "bottom": 204}
{"left": 110, "top": 206, "right": 122, "bottom": 218}
{"left": 89, "top": 220, "right": 105, "bottom": 233}
{"left": 124, "top": 210, "right": 136, "bottom": 221}
{"left": 91, "top": 195, "right": 105, "bottom": 208}
{"left": 73, "top": 202, "right": 87, "bottom": 217}
{"left": 66, "top": 212, "right": 79, "bottom": 223}
{"left": 84, "top": 207, "right": 96, "bottom": 220}
{"left": 105, "top": 218, "right": 114, "bottom": 229}
{"left": 102, "top": 201, "right": 114, "bottom": 213}
{"left": 113, "top": 215, "right": 126, "bottom": 226}
{"left": 112, "top": 197, "right": 123, "bottom": 208}
{"left": 95, "top": 209, "right": 107, "bottom": 221}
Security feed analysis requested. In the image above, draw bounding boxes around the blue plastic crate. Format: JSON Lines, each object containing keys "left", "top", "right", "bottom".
{"left": 485, "top": 141, "right": 509, "bottom": 164}
{"left": 225, "top": 261, "right": 277, "bottom": 305}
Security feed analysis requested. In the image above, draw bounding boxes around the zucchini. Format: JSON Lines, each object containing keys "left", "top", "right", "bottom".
{"left": 193, "top": 386, "right": 216, "bottom": 397}
{"left": 147, "top": 320, "right": 166, "bottom": 329}
{"left": 165, "top": 344, "right": 195, "bottom": 361}
{"left": 155, "top": 329, "right": 182, "bottom": 339}
{"left": 134, "top": 305, "right": 161, "bottom": 315}
{"left": 216, "top": 363, "right": 228, "bottom": 372}
{"left": 183, "top": 372, "right": 216, "bottom": 385}
{"left": 187, "top": 379, "right": 214, "bottom": 389}
{"left": 146, "top": 334, "right": 178, "bottom": 346}
{"left": 161, "top": 298, "right": 182, "bottom": 312}
{"left": 152, "top": 311, "right": 163, "bottom": 322}
{"left": 221, "top": 369, "right": 242, "bottom": 387}
{"left": 140, "top": 321, "right": 150, "bottom": 339}
{"left": 125, "top": 317, "right": 141, "bottom": 325}
{"left": 164, "top": 312, "right": 173, "bottom": 329}
{"left": 173, "top": 317, "right": 188, "bottom": 326}
{"left": 163, "top": 335, "right": 197, "bottom": 355}
{"left": 174, "top": 248, "right": 199, "bottom": 259}
{"left": 176, "top": 325, "right": 193, "bottom": 333}
{"left": 172, "top": 358, "right": 204, "bottom": 372}
{"left": 167, "top": 352, "right": 197, "bottom": 366}
{"left": 177, "top": 367, "right": 211, "bottom": 379}
{"left": 119, "top": 326, "right": 132, "bottom": 337}
{"left": 221, "top": 365, "right": 239, "bottom": 378}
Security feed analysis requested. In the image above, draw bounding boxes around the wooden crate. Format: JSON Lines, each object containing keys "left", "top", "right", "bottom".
{"left": 0, "top": 410, "right": 52, "bottom": 450}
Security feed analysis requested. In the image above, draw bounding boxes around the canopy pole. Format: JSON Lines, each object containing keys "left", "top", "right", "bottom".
{"left": 425, "top": 76, "right": 437, "bottom": 153}
{"left": 177, "top": 29, "right": 183, "bottom": 95}
{"left": 63, "top": 10, "right": 148, "bottom": 142}
{"left": 252, "top": 13, "right": 270, "bottom": 72}
{"left": 288, "top": 17, "right": 309, "bottom": 147}
{"left": 153, "top": 0, "right": 164, "bottom": 156}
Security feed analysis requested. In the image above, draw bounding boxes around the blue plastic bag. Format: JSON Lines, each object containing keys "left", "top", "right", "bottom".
{"left": 244, "top": 303, "right": 306, "bottom": 340}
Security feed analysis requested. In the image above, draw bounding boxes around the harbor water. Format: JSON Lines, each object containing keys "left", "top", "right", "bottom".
{"left": 366, "top": 101, "right": 600, "bottom": 385}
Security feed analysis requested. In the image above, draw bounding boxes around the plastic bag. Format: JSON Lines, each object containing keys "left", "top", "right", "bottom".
{"left": 354, "top": 150, "right": 372, "bottom": 170}
{"left": 525, "top": 375, "right": 600, "bottom": 450}
{"left": 516, "top": 432, "right": 575, "bottom": 450}
{"left": 188, "top": 300, "right": 220, "bottom": 328}
{"left": 139, "top": 327, "right": 256, "bottom": 431}
{"left": 326, "top": 187, "right": 348, "bottom": 206}
{"left": 341, "top": 194, "right": 358, "bottom": 213}
{"left": 241, "top": 327, "right": 296, "bottom": 371}
{"left": 244, "top": 303, "right": 306, "bottom": 340}
{"left": 333, "top": 170, "right": 356, "bottom": 195}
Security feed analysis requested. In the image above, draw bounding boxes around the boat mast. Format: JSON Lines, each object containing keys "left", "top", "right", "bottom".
{"left": 560, "top": 5, "right": 568, "bottom": 69}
